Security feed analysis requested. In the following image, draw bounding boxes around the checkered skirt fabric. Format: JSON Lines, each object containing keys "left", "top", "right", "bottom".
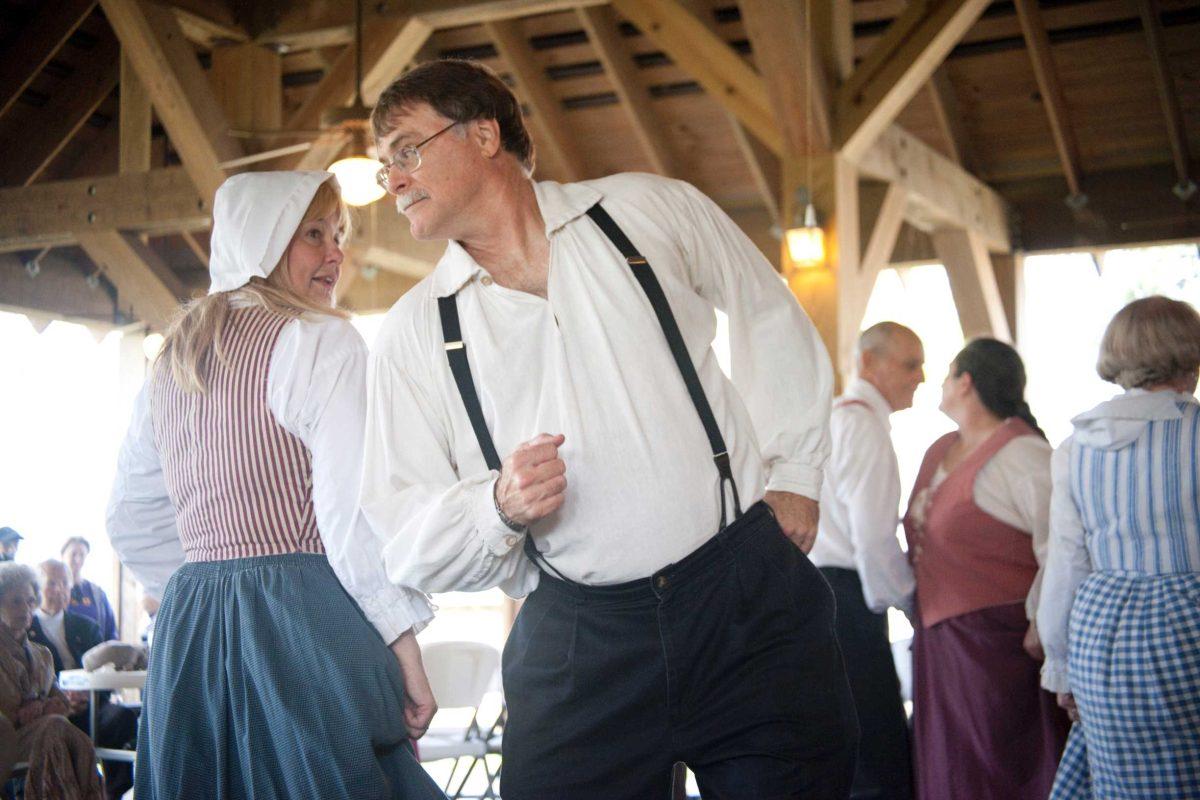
{"left": 1050, "top": 571, "right": 1200, "bottom": 799}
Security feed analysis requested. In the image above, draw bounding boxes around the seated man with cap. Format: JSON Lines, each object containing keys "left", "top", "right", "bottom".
{"left": 0, "top": 528, "right": 21, "bottom": 561}
{"left": 29, "top": 559, "right": 136, "bottom": 800}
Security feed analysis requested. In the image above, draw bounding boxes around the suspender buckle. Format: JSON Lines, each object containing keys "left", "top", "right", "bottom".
{"left": 444, "top": 341, "right": 465, "bottom": 351}
{"left": 626, "top": 256, "right": 648, "bottom": 265}
{"left": 713, "top": 450, "right": 732, "bottom": 477}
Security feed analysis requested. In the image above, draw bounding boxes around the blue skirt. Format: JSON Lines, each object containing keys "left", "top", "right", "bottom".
{"left": 1050, "top": 571, "right": 1200, "bottom": 799}
{"left": 136, "top": 553, "right": 445, "bottom": 800}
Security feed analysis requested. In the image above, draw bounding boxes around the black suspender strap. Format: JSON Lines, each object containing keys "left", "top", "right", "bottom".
{"left": 583, "top": 203, "right": 742, "bottom": 528}
{"left": 438, "top": 295, "right": 501, "bottom": 471}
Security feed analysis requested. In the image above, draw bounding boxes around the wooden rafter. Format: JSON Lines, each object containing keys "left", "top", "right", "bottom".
{"left": 611, "top": 0, "right": 784, "bottom": 156}
{"left": 76, "top": 230, "right": 184, "bottom": 329}
{"left": 836, "top": 0, "right": 990, "bottom": 161}
{"left": 119, "top": 51, "right": 153, "bottom": 173}
{"left": 0, "top": 0, "right": 96, "bottom": 121}
{"left": 99, "top": 0, "right": 242, "bottom": 202}
{"left": 931, "top": 227, "right": 1013, "bottom": 341}
{"left": 0, "top": 168, "right": 209, "bottom": 253}
{"left": 925, "top": 67, "right": 971, "bottom": 168}
{"left": 486, "top": 19, "right": 587, "bottom": 181}
{"left": 1136, "top": 0, "right": 1195, "bottom": 198}
{"left": 1013, "top": 0, "right": 1085, "bottom": 201}
{"left": 180, "top": 230, "right": 209, "bottom": 268}
{"left": 739, "top": 0, "right": 832, "bottom": 154}
{"left": 577, "top": 5, "right": 677, "bottom": 177}
{"left": 0, "top": 33, "right": 119, "bottom": 187}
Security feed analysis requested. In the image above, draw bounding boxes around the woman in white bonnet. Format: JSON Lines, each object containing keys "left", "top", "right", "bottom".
{"left": 107, "top": 171, "right": 444, "bottom": 799}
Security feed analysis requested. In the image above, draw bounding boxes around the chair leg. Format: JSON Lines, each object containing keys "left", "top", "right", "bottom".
{"left": 441, "top": 756, "right": 462, "bottom": 794}
{"left": 449, "top": 756, "right": 480, "bottom": 799}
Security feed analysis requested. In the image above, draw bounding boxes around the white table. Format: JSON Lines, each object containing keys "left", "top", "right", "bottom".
{"left": 57, "top": 669, "right": 146, "bottom": 763}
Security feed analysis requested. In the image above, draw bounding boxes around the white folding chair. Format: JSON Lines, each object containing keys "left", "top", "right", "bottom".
{"left": 418, "top": 641, "right": 502, "bottom": 799}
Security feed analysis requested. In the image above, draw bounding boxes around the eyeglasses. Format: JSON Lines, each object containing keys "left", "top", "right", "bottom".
{"left": 375, "top": 121, "right": 459, "bottom": 190}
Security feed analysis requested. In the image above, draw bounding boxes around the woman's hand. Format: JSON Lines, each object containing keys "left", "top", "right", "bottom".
{"left": 1023, "top": 620, "right": 1044, "bottom": 662}
{"left": 390, "top": 631, "right": 438, "bottom": 740}
{"left": 1056, "top": 692, "right": 1080, "bottom": 723}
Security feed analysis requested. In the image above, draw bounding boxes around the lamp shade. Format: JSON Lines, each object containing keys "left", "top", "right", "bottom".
{"left": 327, "top": 155, "right": 385, "bottom": 206}
{"left": 785, "top": 202, "right": 825, "bottom": 268}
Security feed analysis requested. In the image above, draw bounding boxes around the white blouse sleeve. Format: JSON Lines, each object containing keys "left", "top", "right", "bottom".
{"left": 1037, "top": 440, "right": 1094, "bottom": 694}
{"left": 973, "top": 434, "right": 1052, "bottom": 619}
{"left": 269, "top": 316, "right": 435, "bottom": 642}
{"left": 106, "top": 382, "right": 186, "bottom": 601}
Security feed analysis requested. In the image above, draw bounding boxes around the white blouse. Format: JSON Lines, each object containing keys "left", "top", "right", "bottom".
{"left": 106, "top": 312, "right": 434, "bottom": 644}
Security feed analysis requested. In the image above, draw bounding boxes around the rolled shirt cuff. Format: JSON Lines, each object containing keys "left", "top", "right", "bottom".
{"left": 765, "top": 461, "right": 822, "bottom": 501}
{"left": 358, "top": 588, "right": 436, "bottom": 643}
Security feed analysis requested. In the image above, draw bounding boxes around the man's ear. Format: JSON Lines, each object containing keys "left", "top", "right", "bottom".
{"left": 472, "top": 118, "right": 503, "bottom": 158}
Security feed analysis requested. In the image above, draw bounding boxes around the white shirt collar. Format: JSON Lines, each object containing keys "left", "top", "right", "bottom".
{"left": 429, "top": 179, "right": 604, "bottom": 298}
{"left": 841, "top": 377, "right": 894, "bottom": 430}
{"left": 35, "top": 607, "right": 64, "bottom": 628}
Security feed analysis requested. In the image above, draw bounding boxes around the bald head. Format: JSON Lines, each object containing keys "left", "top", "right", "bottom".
{"left": 37, "top": 559, "right": 70, "bottom": 615}
{"left": 856, "top": 322, "right": 925, "bottom": 411}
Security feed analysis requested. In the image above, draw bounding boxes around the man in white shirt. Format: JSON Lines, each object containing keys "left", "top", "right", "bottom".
{"left": 363, "top": 59, "right": 857, "bottom": 799}
{"left": 810, "top": 322, "right": 921, "bottom": 800}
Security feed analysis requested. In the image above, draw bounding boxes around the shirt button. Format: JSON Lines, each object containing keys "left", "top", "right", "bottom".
{"left": 481, "top": 275, "right": 494, "bottom": 286}
{"left": 655, "top": 575, "right": 669, "bottom": 590}
{"left": 504, "top": 534, "right": 518, "bottom": 547}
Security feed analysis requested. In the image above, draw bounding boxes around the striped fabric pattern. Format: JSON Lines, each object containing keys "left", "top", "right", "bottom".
{"left": 1051, "top": 571, "right": 1200, "bottom": 799}
{"left": 151, "top": 306, "right": 324, "bottom": 561}
{"left": 1069, "top": 399, "right": 1200, "bottom": 574}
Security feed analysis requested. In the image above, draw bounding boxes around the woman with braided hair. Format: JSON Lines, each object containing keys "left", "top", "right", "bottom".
{"left": 904, "top": 338, "right": 1070, "bottom": 799}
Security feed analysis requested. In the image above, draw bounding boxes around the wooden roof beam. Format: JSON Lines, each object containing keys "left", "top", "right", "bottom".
{"left": 739, "top": 0, "right": 832, "bottom": 154}
{"left": 836, "top": 0, "right": 990, "bottom": 162}
{"left": 611, "top": 0, "right": 784, "bottom": 156}
{"left": 1013, "top": 0, "right": 1086, "bottom": 203}
{"left": 932, "top": 227, "right": 1013, "bottom": 341}
{"left": 99, "top": 0, "right": 242, "bottom": 202}
{"left": 76, "top": 230, "right": 184, "bottom": 329}
{"left": 486, "top": 19, "right": 587, "bottom": 182}
{"left": 0, "top": 0, "right": 96, "bottom": 121}
{"left": 0, "top": 168, "right": 209, "bottom": 253}
{"left": 0, "top": 33, "right": 120, "bottom": 186}
{"left": 577, "top": 5, "right": 678, "bottom": 177}
{"left": 119, "top": 50, "right": 153, "bottom": 173}
{"left": 1136, "top": 0, "right": 1196, "bottom": 200}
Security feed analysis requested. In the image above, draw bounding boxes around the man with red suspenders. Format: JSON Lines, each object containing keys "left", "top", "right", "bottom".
{"left": 362, "top": 59, "right": 858, "bottom": 799}
{"left": 809, "top": 322, "right": 924, "bottom": 800}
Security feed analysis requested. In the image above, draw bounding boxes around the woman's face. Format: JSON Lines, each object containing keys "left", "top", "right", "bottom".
{"left": 64, "top": 542, "right": 87, "bottom": 576}
{"left": 0, "top": 583, "right": 36, "bottom": 638}
{"left": 282, "top": 209, "right": 345, "bottom": 307}
{"left": 939, "top": 366, "right": 971, "bottom": 422}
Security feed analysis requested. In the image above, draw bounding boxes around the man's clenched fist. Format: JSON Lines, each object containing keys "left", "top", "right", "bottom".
{"left": 496, "top": 433, "right": 568, "bottom": 528}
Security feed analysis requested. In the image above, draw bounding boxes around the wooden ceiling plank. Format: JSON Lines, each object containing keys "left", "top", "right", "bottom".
{"left": 739, "top": 0, "right": 832, "bottom": 154}
{"left": 486, "top": 19, "right": 588, "bottom": 181}
{"left": 0, "top": 34, "right": 120, "bottom": 187}
{"left": 99, "top": 0, "right": 242, "bottom": 202}
{"left": 610, "top": 0, "right": 784, "bottom": 157}
{"left": 0, "top": 0, "right": 96, "bottom": 121}
{"left": 1136, "top": 0, "right": 1195, "bottom": 198}
{"left": 76, "top": 230, "right": 184, "bottom": 329}
{"left": 119, "top": 50, "right": 153, "bottom": 173}
{"left": 0, "top": 167, "right": 209, "bottom": 252}
{"left": 577, "top": 5, "right": 678, "bottom": 177}
{"left": 1013, "top": 0, "right": 1085, "bottom": 200}
{"left": 836, "top": 0, "right": 991, "bottom": 161}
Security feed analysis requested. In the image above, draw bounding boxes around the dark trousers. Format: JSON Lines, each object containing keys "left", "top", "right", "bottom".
{"left": 70, "top": 701, "right": 139, "bottom": 800}
{"left": 819, "top": 568, "right": 912, "bottom": 800}
{"left": 501, "top": 501, "right": 859, "bottom": 800}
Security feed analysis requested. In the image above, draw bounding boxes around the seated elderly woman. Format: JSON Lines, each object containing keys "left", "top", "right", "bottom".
{"left": 0, "top": 562, "right": 102, "bottom": 800}
{"left": 1038, "top": 295, "right": 1200, "bottom": 798}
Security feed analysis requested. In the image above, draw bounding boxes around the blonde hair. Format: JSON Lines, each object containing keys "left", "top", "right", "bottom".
{"left": 1097, "top": 295, "right": 1200, "bottom": 389}
{"left": 157, "top": 179, "right": 352, "bottom": 394}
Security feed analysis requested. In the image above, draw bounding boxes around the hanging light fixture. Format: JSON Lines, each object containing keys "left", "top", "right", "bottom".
{"left": 785, "top": 0, "right": 825, "bottom": 270}
{"left": 325, "top": 0, "right": 385, "bottom": 206}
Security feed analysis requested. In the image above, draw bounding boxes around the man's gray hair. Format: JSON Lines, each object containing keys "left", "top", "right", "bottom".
{"left": 38, "top": 559, "right": 69, "bottom": 579}
{"left": 0, "top": 562, "right": 40, "bottom": 606}
{"left": 856, "top": 321, "right": 918, "bottom": 359}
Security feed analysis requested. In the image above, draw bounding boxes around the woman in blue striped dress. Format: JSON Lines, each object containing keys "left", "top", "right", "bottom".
{"left": 1038, "top": 295, "right": 1200, "bottom": 799}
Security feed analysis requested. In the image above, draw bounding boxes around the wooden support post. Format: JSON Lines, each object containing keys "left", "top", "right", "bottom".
{"left": 209, "top": 43, "right": 282, "bottom": 155}
{"left": 119, "top": 50, "right": 153, "bottom": 173}
{"left": 486, "top": 19, "right": 587, "bottom": 181}
{"left": 931, "top": 228, "right": 1013, "bottom": 341}
{"left": 76, "top": 230, "right": 184, "bottom": 329}
{"left": 577, "top": 5, "right": 678, "bottom": 177}
{"left": 99, "top": 0, "right": 242, "bottom": 202}
{"left": 1013, "top": 0, "right": 1085, "bottom": 202}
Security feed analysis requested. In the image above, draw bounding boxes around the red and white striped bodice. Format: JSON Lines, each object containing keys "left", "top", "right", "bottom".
{"left": 151, "top": 306, "right": 325, "bottom": 561}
